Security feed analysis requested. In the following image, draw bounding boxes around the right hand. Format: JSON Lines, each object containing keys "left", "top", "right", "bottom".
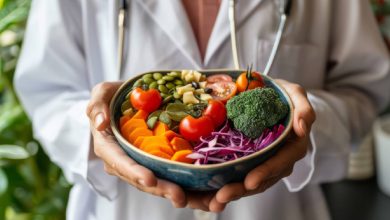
{"left": 86, "top": 82, "right": 187, "bottom": 208}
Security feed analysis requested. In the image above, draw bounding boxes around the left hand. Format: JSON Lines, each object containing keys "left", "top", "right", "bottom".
{"left": 186, "top": 79, "right": 316, "bottom": 212}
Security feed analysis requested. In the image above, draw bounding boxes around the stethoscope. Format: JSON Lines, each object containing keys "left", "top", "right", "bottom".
{"left": 117, "top": 0, "right": 292, "bottom": 76}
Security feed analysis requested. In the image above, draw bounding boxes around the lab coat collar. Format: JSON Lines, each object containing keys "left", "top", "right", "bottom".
{"left": 135, "top": 0, "right": 202, "bottom": 69}
{"left": 205, "top": 0, "right": 265, "bottom": 68}
{"left": 134, "top": 0, "right": 264, "bottom": 69}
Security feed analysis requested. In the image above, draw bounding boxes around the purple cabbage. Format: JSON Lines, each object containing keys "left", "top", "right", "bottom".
{"left": 188, "top": 122, "right": 285, "bottom": 165}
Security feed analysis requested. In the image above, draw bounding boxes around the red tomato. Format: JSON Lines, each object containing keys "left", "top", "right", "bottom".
{"left": 203, "top": 100, "right": 227, "bottom": 127}
{"left": 207, "top": 81, "right": 237, "bottom": 103}
{"left": 130, "top": 88, "right": 162, "bottom": 113}
{"left": 236, "top": 71, "right": 265, "bottom": 92}
{"left": 179, "top": 116, "right": 215, "bottom": 142}
{"left": 207, "top": 74, "right": 233, "bottom": 84}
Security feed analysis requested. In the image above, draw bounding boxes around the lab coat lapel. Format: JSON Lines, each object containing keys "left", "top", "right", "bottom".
{"left": 135, "top": 0, "right": 202, "bottom": 68}
{"left": 205, "top": 0, "right": 265, "bottom": 67}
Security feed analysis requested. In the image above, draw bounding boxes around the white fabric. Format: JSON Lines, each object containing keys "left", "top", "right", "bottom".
{"left": 14, "top": 0, "right": 390, "bottom": 220}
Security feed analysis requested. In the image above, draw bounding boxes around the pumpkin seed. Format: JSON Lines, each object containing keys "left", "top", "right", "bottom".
{"left": 163, "top": 95, "right": 174, "bottom": 104}
{"left": 147, "top": 116, "right": 158, "bottom": 129}
{"left": 159, "top": 111, "right": 171, "bottom": 125}
{"left": 148, "top": 110, "right": 163, "bottom": 120}
{"left": 121, "top": 100, "right": 132, "bottom": 113}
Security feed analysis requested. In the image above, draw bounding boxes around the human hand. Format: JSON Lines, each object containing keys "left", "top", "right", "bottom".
{"left": 201, "top": 80, "right": 316, "bottom": 212}
{"left": 86, "top": 82, "right": 187, "bottom": 208}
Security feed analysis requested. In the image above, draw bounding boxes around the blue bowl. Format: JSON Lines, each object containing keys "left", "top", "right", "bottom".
{"left": 110, "top": 69, "right": 293, "bottom": 191}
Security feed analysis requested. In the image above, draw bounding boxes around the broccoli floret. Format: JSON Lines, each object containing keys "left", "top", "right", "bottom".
{"left": 226, "top": 88, "right": 288, "bottom": 139}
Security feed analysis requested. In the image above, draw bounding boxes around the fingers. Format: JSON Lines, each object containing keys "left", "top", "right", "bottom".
{"left": 98, "top": 146, "right": 157, "bottom": 188}
{"left": 215, "top": 183, "right": 246, "bottom": 203}
{"left": 186, "top": 191, "right": 216, "bottom": 211}
{"left": 86, "top": 81, "right": 123, "bottom": 131}
{"left": 149, "top": 179, "right": 187, "bottom": 208}
{"left": 208, "top": 196, "right": 227, "bottom": 213}
{"left": 85, "top": 81, "right": 187, "bottom": 208}
{"left": 275, "top": 80, "right": 316, "bottom": 138}
{"left": 244, "top": 137, "right": 306, "bottom": 191}
{"left": 106, "top": 161, "right": 186, "bottom": 208}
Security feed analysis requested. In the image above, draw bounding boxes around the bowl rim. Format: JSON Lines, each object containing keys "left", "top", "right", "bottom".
{"left": 109, "top": 69, "right": 294, "bottom": 170}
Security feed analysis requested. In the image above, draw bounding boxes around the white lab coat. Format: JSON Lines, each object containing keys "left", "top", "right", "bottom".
{"left": 14, "top": 0, "right": 390, "bottom": 220}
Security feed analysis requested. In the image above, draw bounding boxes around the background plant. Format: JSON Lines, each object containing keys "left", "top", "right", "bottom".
{"left": 0, "top": 0, "right": 71, "bottom": 220}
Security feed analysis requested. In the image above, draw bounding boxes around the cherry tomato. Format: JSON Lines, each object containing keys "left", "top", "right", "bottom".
{"left": 236, "top": 71, "right": 265, "bottom": 92}
{"left": 207, "top": 81, "right": 237, "bottom": 103}
{"left": 130, "top": 88, "right": 162, "bottom": 113}
{"left": 179, "top": 116, "right": 215, "bottom": 142}
{"left": 207, "top": 74, "right": 233, "bottom": 84}
{"left": 203, "top": 100, "right": 227, "bottom": 127}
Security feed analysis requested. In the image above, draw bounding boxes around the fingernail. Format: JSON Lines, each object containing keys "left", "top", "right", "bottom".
{"left": 94, "top": 113, "right": 104, "bottom": 129}
{"left": 251, "top": 183, "right": 260, "bottom": 190}
{"left": 137, "top": 179, "right": 146, "bottom": 187}
{"left": 299, "top": 119, "right": 308, "bottom": 137}
{"left": 164, "top": 194, "right": 172, "bottom": 200}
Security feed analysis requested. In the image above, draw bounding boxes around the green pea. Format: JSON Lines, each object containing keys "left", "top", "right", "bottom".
{"left": 133, "top": 79, "right": 143, "bottom": 88}
{"left": 162, "top": 75, "right": 174, "bottom": 81}
{"left": 153, "top": 72, "right": 163, "bottom": 80}
{"left": 166, "top": 82, "right": 175, "bottom": 89}
{"left": 173, "top": 79, "right": 184, "bottom": 85}
{"left": 149, "top": 81, "right": 158, "bottom": 89}
{"left": 143, "top": 77, "right": 155, "bottom": 84}
{"left": 173, "top": 92, "right": 181, "bottom": 99}
{"left": 157, "top": 79, "right": 166, "bottom": 85}
{"left": 168, "top": 71, "right": 181, "bottom": 78}
{"left": 158, "top": 85, "right": 169, "bottom": 93}
{"left": 142, "top": 74, "right": 153, "bottom": 81}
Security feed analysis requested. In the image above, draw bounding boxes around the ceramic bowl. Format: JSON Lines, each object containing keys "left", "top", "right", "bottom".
{"left": 110, "top": 69, "right": 293, "bottom": 191}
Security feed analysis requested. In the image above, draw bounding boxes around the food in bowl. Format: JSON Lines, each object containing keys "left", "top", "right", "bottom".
{"left": 117, "top": 70, "right": 288, "bottom": 165}
{"left": 110, "top": 69, "right": 293, "bottom": 190}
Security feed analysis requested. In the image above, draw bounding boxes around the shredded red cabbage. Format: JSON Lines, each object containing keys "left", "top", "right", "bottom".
{"left": 187, "top": 122, "right": 285, "bottom": 165}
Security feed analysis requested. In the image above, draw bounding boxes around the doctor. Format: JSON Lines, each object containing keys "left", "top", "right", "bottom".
{"left": 14, "top": 0, "right": 390, "bottom": 220}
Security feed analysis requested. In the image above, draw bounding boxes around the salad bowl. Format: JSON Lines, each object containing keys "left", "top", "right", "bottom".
{"left": 110, "top": 69, "right": 293, "bottom": 191}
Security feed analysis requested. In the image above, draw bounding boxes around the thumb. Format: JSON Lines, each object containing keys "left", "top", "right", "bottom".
{"left": 86, "top": 81, "right": 123, "bottom": 131}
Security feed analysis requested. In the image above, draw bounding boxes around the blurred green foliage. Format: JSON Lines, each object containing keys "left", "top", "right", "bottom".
{"left": 0, "top": 0, "right": 71, "bottom": 220}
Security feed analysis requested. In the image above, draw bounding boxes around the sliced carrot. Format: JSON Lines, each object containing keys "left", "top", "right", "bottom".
{"left": 127, "top": 127, "right": 153, "bottom": 143}
{"left": 148, "top": 150, "right": 172, "bottom": 160}
{"left": 133, "top": 136, "right": 146, "bottom": 148}
{"left": 140, "top": 143, "right": 174, "bottom": 156}
{"left": 132, "top": 110, "right": 149, "bottom": 120}
{"left": 139, "top": 136, "right": 173, "bottom": 155}
{"left": 119, "top": 115, "right": 132, "bottom": 127}
{"left": 171, "top": 137, "right": 193, "bottom": 151}
{"left": 153, "top": 122, "right": 170, "bottom": 136}
{"left": 164, "top": 130, "right": 181, "bottom": 141}
{"left": 120, "top": 119, "right": 147, "bottom": 137}
{"left": 171, "top": 150, "right": 194, "bottom": 164}
{"left": 140, "top": 136, "right": 170, "bottom": 148}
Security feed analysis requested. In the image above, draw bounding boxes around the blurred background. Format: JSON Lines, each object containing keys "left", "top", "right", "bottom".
{"left": 0, "top": 0, "right": 389, "bottom": 220}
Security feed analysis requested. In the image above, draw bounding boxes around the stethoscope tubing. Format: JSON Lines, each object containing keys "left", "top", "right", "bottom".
{"left": 117, "top": 0, "right": 292, "bottom": 75}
